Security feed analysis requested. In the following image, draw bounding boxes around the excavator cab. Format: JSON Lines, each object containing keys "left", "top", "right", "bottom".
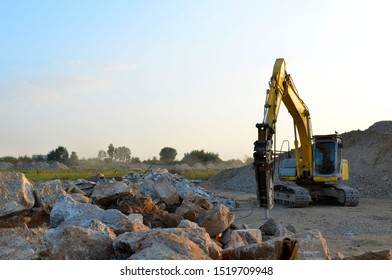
{"left": 278, "top": 134, "right": 348, "bottom": 182}
{"left": 312, "top": 134, "right": 348, "bottom": 182}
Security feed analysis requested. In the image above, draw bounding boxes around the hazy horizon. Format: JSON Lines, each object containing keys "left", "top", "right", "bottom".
{"left": 1, "top": 1, "right": 391, "bottom": 161}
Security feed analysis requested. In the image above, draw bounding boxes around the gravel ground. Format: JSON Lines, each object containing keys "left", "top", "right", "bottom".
{"left": 202, "top": 181, "right": 392, "bottom": 258}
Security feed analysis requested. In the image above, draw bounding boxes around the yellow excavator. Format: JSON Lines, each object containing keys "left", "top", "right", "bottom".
{"left": 253, "top": 58, "right": 359, "bottom": 215}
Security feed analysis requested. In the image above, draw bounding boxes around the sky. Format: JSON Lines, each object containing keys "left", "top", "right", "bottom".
{"left": 1, "top": 0, "right": 391, "bottom": 161}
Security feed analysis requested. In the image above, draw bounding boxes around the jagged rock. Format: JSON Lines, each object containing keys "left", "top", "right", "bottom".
{"left": 183, "top": 193, "right": 213, "bottom": 210}
{"left": 172, "top": 224, "right": 222, "bottom": 259}
{"left": 175, "top": 201, "right": 204, "bottom": 222}
{"left": 113, "top": 226, "right": 220, "bottom": 259}
{"left": 221, "top": 242, "right": 276, "bottom": 260}
{"left": 177, "top": 219, "right": 200, "bottom": 228}
{"left": 33, "top": 180, "right": 66, "bottom": 209}
{"left": 116, "top": 194, "right": 158, "bottom": 215}
{"left": 0, "top": 172, "right": 35, "bottom": 219}
{"left": 154, "top": 181, "right": 180, "bottom": 206}
{"left": 295, "top": 229, "right": 331, "bottom": 260}
{"left": 44, "top": 220, "right": 116, "bottom": 260}
{"left": 217, "top": 228, "right": 234, "bottom": 245}
{"left": 113, "top": 229, "right": 211, "bottom": 260}
{"left": 50, "top": 195, "right": 137, "bottom": 235}
{"left": 223, "top": 230, "right": 245, "bottom": 249}
{"left": 345, "top": 249, "right": 392, "bottom": 260}
{"left": 91, "top": 181, "right": 138, "bottom": 207}
{"left": 197, "top": 204, "right": 234, "bottom": 237}
{"left": 236, "top": 229, "right": 263, "bottom": 245}
{"left": 175, "top": 182, "right": 195, "bottom": 199}
{"left": 161, "top": 212, "right": 182, "bottom": 228}
{"left": 0, "top": 226, "right": 47, "bottom": 260}
{"left": 286, "top": 224, "right": 298, "bottom": 234}
{"left": 137, "top": 180, "right": 180, "bottom": 206}
{"left": 259, "top": 218, "right": 282, "bottom": 236}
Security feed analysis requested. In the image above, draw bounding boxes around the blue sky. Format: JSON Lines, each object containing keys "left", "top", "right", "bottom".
{"left": 1, "top": 0, "right": 391, "bottom": 161}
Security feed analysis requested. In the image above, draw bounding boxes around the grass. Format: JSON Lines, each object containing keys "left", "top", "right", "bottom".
{"left": 0, "top": 168, "right": 222, "bottom": 182}
{"left": 0, "top": 169, "right": 137, "bottom": 182}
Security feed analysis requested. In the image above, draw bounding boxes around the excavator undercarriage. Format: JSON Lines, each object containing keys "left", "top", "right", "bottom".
{"left": 273, "top": 181, "right": 359, "bottom": 208}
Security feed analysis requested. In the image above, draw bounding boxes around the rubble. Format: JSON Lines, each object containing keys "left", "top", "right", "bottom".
{"left": 44, "top": 221, "right": 116, "bottom": 260}
{"left": 0, "top": 172, "right": 35, "bottom": 220}
{"left": 1, "top": 166, "right": 389, "bottom": 260}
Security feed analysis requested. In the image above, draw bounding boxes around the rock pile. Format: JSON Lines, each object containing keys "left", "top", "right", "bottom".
{"left": 0, "top": 170, "right": 341, "bottom": 260}
{"left": 0, "top": 161, "right": 69, "bottom": 170}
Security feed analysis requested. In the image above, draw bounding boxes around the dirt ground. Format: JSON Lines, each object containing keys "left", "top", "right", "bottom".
{"left": 202, "top": 182, "right": 392, "bottom": 258}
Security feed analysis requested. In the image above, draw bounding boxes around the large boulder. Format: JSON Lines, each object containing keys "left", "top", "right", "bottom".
{"left": 259, "top": 218, "right": 282, "bottom": 236}
{"left": 137, "top": 180, "right": 180, "bottom": 206}
{"left": 44, "top": 220, "right": 116, "bottom": 260}
{"left": 113, "top": 227, "right": 215, "bottom": 260}
{"left": 91, "top": 181, "right": 138, "bottom": 207}
{"left": 33, "top": 180, "right": 66, "bottom": 209}
{"left": 0, "top": 172, "right": 35, "bottom": 219}
{"left": 175, "top": 201, "right": 204, "bottom": 222}
{"left": 295, "top": 229, "right": 331, "bottom": 260}
{"left": 197, "top": 204, "right": 234, "bottom": 237}
{"left": 0, "top": 226, "right": 47, "bottom": 260}
{"left": 50, "top": 195, "right": 139, "bottom": 235}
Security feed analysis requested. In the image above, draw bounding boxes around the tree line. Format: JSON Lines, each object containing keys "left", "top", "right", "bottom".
{"left": 0, "top": 144, "right": 253, "bottom": 166}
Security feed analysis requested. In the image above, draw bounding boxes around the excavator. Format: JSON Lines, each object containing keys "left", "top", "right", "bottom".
{"left": 253, "top": 58, "right": 359, "bottom": 216}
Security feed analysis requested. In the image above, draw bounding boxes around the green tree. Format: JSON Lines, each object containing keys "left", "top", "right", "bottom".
{"left": 131, "top": 157, "right": 141, "bottom": 163}
{"left": 107, "top": 144, "right": 115, "bottom": 160}
{"left": 47, "top": 146, "right": 69, "bottom": 162}
{"left": 97, "top": 150, "right": 107, "bottom": 160}
{"left": 159, "top": 147, "right": 177, "bottom": 162}
{"left": 70, "top": 151, "right": 79, "bottom": 161}
{"left": 114, "top": 146, "right": 131, "bottom": 162}
{"left": 32, "top": 154, "right": 47, "bottom": 161}
{"left": 182, "top": 149, "right": 222, "bottom": 165}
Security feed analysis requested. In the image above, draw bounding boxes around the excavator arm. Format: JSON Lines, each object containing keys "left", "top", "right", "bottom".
{"left": 253, "top": 58, "right": 313, "bottom": 210}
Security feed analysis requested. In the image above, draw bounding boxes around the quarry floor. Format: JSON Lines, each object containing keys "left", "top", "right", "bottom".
{"left": 202, "top": 182, "right": 392, "bottom": 258}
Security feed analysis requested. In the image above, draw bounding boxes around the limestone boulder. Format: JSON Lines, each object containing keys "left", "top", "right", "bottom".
{"left": 113, "top": 227, "right": 216, "bottom": 260}
{"left": 50, "top": 195, "right": 137, "bottom": 235}
{"left": 197, "top": 204, "right": 234, "bottom": 237}
{"left": 129, "top": 233, "right": 210, "bottom": 260}
{"left": 91, "top": 181, "right": 138, "bottom": 207}
{"left": 236, "top": 229, "right": 263, "bottom": 245}
{"left": 175, "top": 201, "right": 204, "bottom": 222}
{"left": 0, "top": 226, "right": 47, "bottom": 260}
{"left": 44, "top": 220, "right": 116, "bottom": 260}
{"left": 259, "top": 218, "right": 282, "bottom": 236}
{"left": 137, "top": 180, "right": 180, "bottom": 206}
{"left": 33, "top": 180, "right": 66, "bottom": 209}
{"left": 0, "top": 172, "right": 35, "bottom": 218}
{"left": 295, "top": 229, "right": 331, "bottom": 260}
{"left": 222, "top": 230, "right": 245, "bottom": 249}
